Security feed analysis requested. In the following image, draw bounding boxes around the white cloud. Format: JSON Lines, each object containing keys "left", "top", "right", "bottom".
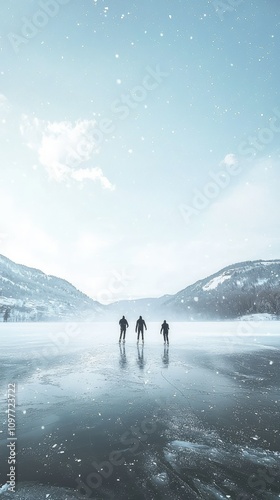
{"left": 221, "top": 153, "right": 238, "bottom": 167}
{"left": 20, "top": 115, "right": 114, "bottom": 190}
{"left": 71, "top": 167, "right": 115, "bottom": 190}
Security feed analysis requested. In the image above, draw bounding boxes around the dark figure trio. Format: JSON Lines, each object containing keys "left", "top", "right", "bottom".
{"left": 119, "top": 316, "right": 169, "bottom": 345}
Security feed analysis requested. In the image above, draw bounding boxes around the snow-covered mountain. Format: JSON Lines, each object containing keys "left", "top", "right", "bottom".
{"left": 0, "top": 254, "right": 103, "bottom": 321}
{"left": 1, "top": 255, "right": 279, "bottom": 322}
{"left": 161, "top": 260, "right": 280, "bottom": 320}
{"left": 106, "top": 260, "right": 280, "bottom": 320}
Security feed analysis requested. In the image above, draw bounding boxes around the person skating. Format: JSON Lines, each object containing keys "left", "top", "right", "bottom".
{"left": 135, "top": 315, "right": 147, "bottom": 344}
{"left": 160, "top": 320, "right": 169, "bottom": 344}
{"left": 119, "top": 315, "right": 129, "bottom": 343}
{"left": 3, "top": 308, "right": 10, "bottom": 322}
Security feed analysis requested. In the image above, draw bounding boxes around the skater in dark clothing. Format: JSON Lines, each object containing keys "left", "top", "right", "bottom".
{"left": 3, "top": 308, "right": 10, "bottom": 322}
{"left": 160, "top": 320, "right": 169, "bottom": 344}
{"left": 119, "top": 316, "right": 129, "bottom": 342}
{"left": 135, "top": 315, "right": 147, "bottom": 343}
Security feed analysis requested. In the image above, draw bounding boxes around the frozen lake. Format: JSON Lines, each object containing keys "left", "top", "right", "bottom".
{"left": 0, "top": 322, "right": 280, "bottom": 499}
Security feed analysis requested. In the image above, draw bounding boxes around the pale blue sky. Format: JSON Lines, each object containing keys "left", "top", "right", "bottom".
{"left": 0, "top": 0, "right": 279, "bottom": 301}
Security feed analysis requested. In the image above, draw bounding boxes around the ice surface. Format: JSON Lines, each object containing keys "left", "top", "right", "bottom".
{"left": 0, "top": 322, "right": 280, "bottom": 499}
{"left": 0, "top": 484, "right": 8, "bottom": 494}
{"left": 0, "top": 482, "right": 85, "bottom": 499}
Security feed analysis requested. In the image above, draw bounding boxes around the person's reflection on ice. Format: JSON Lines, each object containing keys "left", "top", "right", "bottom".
{"left": 162, "top": 344, "right": 169, "bottom": 368}
{"left": 119, "top": 343, "right": 127, "bottom": 369}
{"left": 136, "top": 344, "right": 146, "bottom": 370}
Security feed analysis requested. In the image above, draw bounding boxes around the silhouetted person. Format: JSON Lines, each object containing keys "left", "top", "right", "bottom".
{"left": 160, "top": 320, "right": 169, "bottom": 344}
{"left": 135, "top": 315, "right": 147, "bottom": 343}
{"left": 119, "top": 315, "right": 129, "bottom": 343}
{"left": 3, "top": 308, "right": 10, "bottom": 322}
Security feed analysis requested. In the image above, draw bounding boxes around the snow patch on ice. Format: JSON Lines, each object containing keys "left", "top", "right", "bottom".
{"left": 0, "top": 482, "right": 82, "bottom": 499}
{"left": 241, "top": 446, "right": 280, "bottom": 465}
{"left": 0, "top": 484, "right": 9, "bottom": 495}
{"left": 151, "top": 472, "right": 169, "bottom": 485}
{"left": 171, "top": 440, "right": 210, "bottom": 451}
{"left": 193, "top": 479, "right": 230, "bottom": 499}
{"left": 238, "top": 313, "right": 278, "bottom": 321}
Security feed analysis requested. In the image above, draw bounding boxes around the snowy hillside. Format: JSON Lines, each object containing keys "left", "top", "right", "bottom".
{"left": 162, "top": 260, "right": 280, "bottom": 320}
{"left": 105, "top": 260, "right": 280, "bottom": 321}
{"left": 0, "top": 254, "right": 103, "bottom": 321}
{"left": 1, "top": 255, "right": 279, "bottom": 322}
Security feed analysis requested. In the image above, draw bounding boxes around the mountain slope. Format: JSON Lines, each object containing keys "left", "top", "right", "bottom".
{"left": 162, "top": 260, "right": 280, "bottom": 320}
{"left": 105, "top": 260, "right": 280, "bottom": 320}
{"left": 0, "top": 254, "right": 103, "bottom": 321}
{"left": 1, "top": 255, "right": 279, "bottom": 322}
